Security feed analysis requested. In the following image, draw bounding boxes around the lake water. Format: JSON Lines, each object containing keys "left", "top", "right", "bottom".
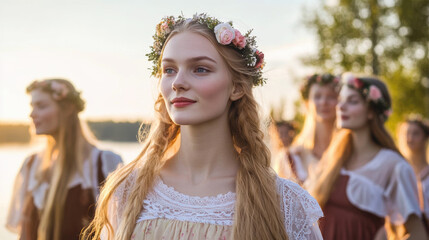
{"left": 0, "top": 141, "right": 143, "bottom": 240}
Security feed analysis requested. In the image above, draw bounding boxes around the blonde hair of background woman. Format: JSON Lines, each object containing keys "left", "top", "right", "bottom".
{"left": 309, "top": 77, "right": 398, "bottom": 207}
{"left": 292, "top": 75, "right": 338, "bottom": 151}
{"left": 83, "top": 20, "right": 289, "bottom": 240}
{"left": 397, "top": 115, "right": 429, "bottom": 162}
{"left": 26, "top": 79, "right": 96, "bottom": 240}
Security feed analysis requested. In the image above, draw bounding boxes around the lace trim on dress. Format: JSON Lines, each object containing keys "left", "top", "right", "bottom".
{"left": 133, "top": 176, "right": 323, "bottom": 239}
{"left": 276, "top": 178, "right": 323, "bottom": 240}
{"left": 137, "top": 177, "right": 236, "bottom": 225}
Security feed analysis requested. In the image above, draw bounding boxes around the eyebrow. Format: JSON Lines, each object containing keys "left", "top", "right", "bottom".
{"left": 346, "top": 94, "right": 360, "bottom": 100}
{"left": 162, "top": 56, "right": 217, "bottom": 64}
{"left": 30, "top": 100, "right": 47, "bottom": 106}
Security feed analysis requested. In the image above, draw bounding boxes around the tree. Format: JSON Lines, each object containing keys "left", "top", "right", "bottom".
{"left": 303, "top": 0, "right": 429, "bottom": 132}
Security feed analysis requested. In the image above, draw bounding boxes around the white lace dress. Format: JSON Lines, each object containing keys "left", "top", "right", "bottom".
{"left": 6, "top": 148, "right": 123, "bottom": 234}
{"left": 274, "top": 146, "right": 320, "bottom": 185}
{"left": 106, "top": 174, "right": 323, "bottom": 240}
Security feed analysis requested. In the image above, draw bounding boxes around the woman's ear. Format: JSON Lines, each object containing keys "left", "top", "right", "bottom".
{"left": 230, "top": 83, "right": 245, "bottom": 101}
{"left": 63, "top": 104, "right": 77, "bottom": 117}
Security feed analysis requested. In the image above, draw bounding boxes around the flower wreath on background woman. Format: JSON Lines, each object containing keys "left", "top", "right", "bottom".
{"left": 6, "top": 79, "right": 123, "bottom": 240}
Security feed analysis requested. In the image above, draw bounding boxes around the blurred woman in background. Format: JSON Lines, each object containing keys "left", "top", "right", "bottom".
{"left": 270, "top": 120, "right": 299, "bottom": 180}
{"left": 309, "top": 73, "right": 427, "bottom": 239}
{"left": 278, "top": 73, "right": 339, "bottom": 183}
{"left": 398, "top": 114, "right": 429, "bottom": 229}
{"left": 6, "top": 79, "right": 123, "bottom": 240}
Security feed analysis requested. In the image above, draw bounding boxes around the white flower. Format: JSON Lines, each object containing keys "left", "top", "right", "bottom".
{"left": 214, "top": 23, "right": 235, "bottom": 45}
{"left": 342, "top": 72, "right": 356, "bottom": 85}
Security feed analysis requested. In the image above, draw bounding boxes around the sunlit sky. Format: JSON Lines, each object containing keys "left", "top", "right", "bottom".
{"left": 0, "top": 0, "right": 323, "bottom": 123}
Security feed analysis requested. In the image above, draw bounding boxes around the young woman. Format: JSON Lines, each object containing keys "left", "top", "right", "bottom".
{"left": 6, "top": 79, "right": 123, "bottom": 240}
{"left": 309, "top": 73, "right": 427, "bottom": 239}
{"left": 270, "top": 120, "right": 299, "bottom": 180}
{"left": 278, "top": 73, "right": 339, "bottom": 183}
{"left": 398, "top": 114, "right": 429, "bottom": 226}
{"left": 83, "top": 14, "right": 323, "bottom": 240}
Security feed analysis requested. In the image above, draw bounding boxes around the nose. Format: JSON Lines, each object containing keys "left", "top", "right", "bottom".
{"left": 172, "top": 70, "right": 190, "bottom": 91}
{"left": 320, "top": 96, "right": 328, "bottom": 105}
{"left": 337, "top": 101, "right": 346, "bottom": 112}
{"left": 29, "top": 108, "right": 36, "bottom": 119}
{"left": 406, "top": 132, "right": 413, "bottom": 143}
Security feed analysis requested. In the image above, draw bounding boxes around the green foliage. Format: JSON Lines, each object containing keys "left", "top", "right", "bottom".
{"left": 303, "top": 0, "right": 429, "bottom": 133}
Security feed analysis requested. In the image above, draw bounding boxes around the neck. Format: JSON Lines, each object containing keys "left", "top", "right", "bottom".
{"left": 351, "top": 125, "right": 378, "bottom": 156}
{"left": 313, "top": 119, "right": 335, "bottom": 158}
{"left": 51, "top": 132, "right": 60, "bottom": 143}
{"left": 174, "top": 117, "right": 239, "bottom": 183}
{"left": 408, "top": 150, "right": 428, "bottom": 174}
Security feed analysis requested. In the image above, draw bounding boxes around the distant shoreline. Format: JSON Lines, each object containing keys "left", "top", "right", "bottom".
{"left": 0, "top": 121, "right": 150, "bottom": 143}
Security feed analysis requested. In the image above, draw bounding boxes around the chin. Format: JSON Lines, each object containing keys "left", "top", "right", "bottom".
{"left": 34, "top": 129, "right": 44, "bottom": 135}
{"left": 170, "top": 116, "right": 197, "bottom": 126}
{"left": 338, "top": 122, "right": 353, "bottom": 130}
{"left": 317, "top": 114, "right": 335, "bottom": 123}
{"left": 35, "top": 128, "right": 55, "bottom": 136}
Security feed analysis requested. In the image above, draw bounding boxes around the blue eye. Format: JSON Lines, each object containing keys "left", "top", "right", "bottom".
{"left": 195, "top": 67, "right": 209, "bottom": 73}
{"left": 163, "top": 68, "right": 175, "bottom": 74}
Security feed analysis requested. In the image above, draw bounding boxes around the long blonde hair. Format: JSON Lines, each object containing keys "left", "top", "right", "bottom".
{"left": 83, "top": 19, "right": 288, "bottom": 240}
{"left": 310, "top": 77, "right": 400, "bottom": 207}
{"left": 26, "top": 79, "right": 95, "bottom": 240}
{"left": 397, "top": 114, "right": 429, "bottom": 160}
{"left": 293, "top": 73, "right": 338, "bottom": 150}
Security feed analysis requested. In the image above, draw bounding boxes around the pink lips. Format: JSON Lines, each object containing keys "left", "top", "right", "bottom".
{"left": 171, "top": 97, "right": 196, "bottom": 108}
{"left": 341, "top": 115, "right": 350, "bottom": 121}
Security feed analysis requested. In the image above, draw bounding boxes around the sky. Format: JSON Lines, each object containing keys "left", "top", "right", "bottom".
{"left": 0, "top": 0, "right": 322, "bottom": 123}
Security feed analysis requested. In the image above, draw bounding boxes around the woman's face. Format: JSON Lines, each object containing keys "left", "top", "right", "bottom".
{"left": 276, "top": 124, "right": 295, "bottom": 147}
{"left": 160, "top": 31, "right": 235, "bottom": 126}
{"left": 30, "top": 89, "right": 60, "bottom": 135}
{"left": 404, "top": 122, "right": 428, "bottom": 152}
{"left": 307, "top": 84, "right": 337, "bottom": 123}
{"left": 336, "top": 86, "right": 371, "bottom": 130}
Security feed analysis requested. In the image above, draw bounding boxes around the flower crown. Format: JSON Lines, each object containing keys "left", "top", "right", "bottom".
{"left": 300, "top": 73, "right": 340, "bottom": 100}
{"left": 342, "top": 73, "right": 392, "bottom": 119}
{"left": 27, "top": 79, "right": 85, "bottom": 112}
{"left": 146, "top": 13, "right": 266, "bottom": 86}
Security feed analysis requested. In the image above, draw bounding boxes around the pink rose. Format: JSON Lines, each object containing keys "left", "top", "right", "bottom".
{"left": 161, "top": 22, "right": 168, "bottom": 31}
{"left": 254, "top": 50, "right": 264, "bottom": 69}
{"left": 161, "top": 22, "right": 170, "bottom": 33}
{"left": 368, "top": 85, "right": 382, "bottom": 101}
{"left": 384, "top": 109, "right": 392, "bottom": 117}
{"left": 232, "top": 29, "right": 246, "bottom": 49}
{"left": 352, "top": 78, "right": 364, "bottom": 89}
{"left": 214, "top": 23, "right": 235, "bottom": 45}
{"left": 333, "top": 77, "right": 340, "bottom": 83}
{"left": 343, "top": 72, "right": 359, "bottom": 87}
{"left": 51, "top": 81, "right": 69, "bottom": 100}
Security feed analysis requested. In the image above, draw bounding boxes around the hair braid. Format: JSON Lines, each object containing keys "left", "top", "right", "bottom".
{"left": 230, "top": 90, "right": 288, "bottom": 240}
